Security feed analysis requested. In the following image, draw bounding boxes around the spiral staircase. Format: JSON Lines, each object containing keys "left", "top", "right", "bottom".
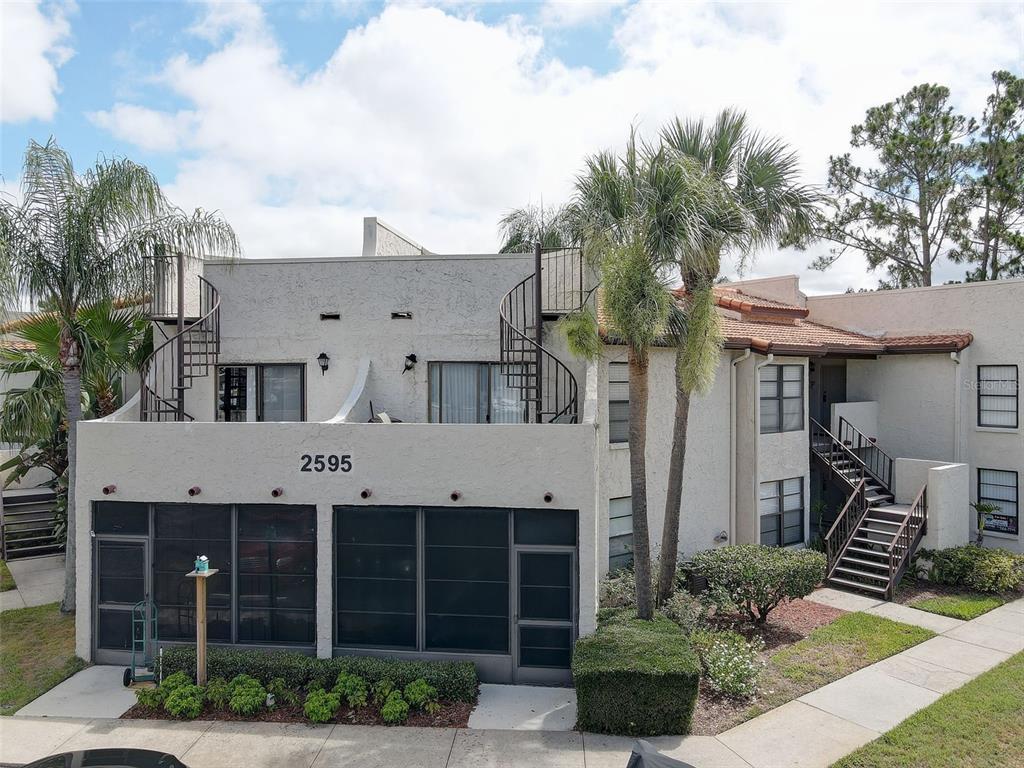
{"left": 498, "top": 245, "right": 587, "bottom": 423}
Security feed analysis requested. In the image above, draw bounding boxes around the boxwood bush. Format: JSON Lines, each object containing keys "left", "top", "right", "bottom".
{"left": 158, "top": 647, "right": 478, "bottom": 703}
{"left": 692, "top": 544, "right": 825, "bottom": 624}
{"left": 919, "top": 546, "right": 1024, "bottom": 593}
{"left": 573, "top": 614, "right": 700, "bottom": 736}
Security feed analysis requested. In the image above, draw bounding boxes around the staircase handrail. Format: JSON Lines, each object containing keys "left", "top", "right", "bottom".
{"left": 140, "top": 274, "right": 220, "bottom": 421}
{"left": 823, "top": 478, "right": 868, "bottom": 575}
{"left": 809, "top": 418, "right": 869, "bottom": 492}
{"left": 885, "top": 484, "right": 927, "bottom": 597}
{"left": 837, "top": 416, "right": 894, "bottom": 491}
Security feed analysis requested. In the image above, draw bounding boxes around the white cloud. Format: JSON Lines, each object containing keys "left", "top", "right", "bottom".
{"left": 92, "top": 0, "right": 1022, "bottom": 292}
{"left": 540, "top": 0, "right": 627, "bottom": 28}
{"left": 1, "top": 0, "right": 74, "bottom": 123}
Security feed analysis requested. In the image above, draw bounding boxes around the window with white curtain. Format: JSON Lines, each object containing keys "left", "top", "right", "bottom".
{"left": 759, "top": 477, "right": 804, "bottom": 546}
{"left": 427, "top": 362, "right": 525, "bottom": 423}
{"left": 978, "top": 469, "right": 1018, "bottom": 535}
{"left": 217, "top": 364, "right": 304, "bottom": 422}
{"left": 978, "top": 365, "right": 1018, "bottom": 428}
{"left": 760, "top": 364, "right": 804, "bottom": 434}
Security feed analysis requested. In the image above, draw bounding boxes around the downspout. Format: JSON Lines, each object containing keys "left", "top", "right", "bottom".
{"left": 729, "top": 348, "right": 752, "bottom": 546}
{"left": 950, "top": 351, "right": 962, "bottom": 463}
{"left": 750, "top": 353, "right": 774, "bottom": 543}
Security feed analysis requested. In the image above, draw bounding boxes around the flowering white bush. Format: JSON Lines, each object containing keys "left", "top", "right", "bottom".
{"left": 701, "top": 632, "right": 765, "bottom": 699}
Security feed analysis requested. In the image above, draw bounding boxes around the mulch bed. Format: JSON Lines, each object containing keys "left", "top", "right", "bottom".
{"left": 706, "top": 597, "right": 847, "bottom": 651}
{"left": 121, "top": 699, "right": 473, "bottom": 728}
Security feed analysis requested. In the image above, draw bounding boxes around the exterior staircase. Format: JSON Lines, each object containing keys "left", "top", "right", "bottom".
{"left": 810, "top": 418, "right": 927, "bottom": 599}
{"left": 498, "top": 245, "right": 586, "bottom": 423}
{"left": 140, "top": 254, "right": 222, "bottom": 422}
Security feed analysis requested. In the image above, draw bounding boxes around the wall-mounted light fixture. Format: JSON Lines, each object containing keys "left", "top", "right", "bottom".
{"left": 317, "top": 352, "right": 330, "bottom": 376}
{"left": 403, "top": 353, "right": 417, "bottom": 375}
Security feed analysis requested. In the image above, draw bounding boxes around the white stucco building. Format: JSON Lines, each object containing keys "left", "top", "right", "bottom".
{"left": 72, "top": 218, "right": 1022, "bottom": 683}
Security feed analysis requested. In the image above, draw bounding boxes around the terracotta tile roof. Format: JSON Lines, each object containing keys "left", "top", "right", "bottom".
{"left": 597, "top": 290, "right": 973, "bottom": 355}
{"left": 707, "top": 286, "right": 808, "bottom": 318}
{"left": 0, "top": 339, "right": 36, "bottom": 352}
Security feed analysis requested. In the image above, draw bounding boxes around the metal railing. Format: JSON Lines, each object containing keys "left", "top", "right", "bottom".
{"left": 810, "top": 418, "right": 868, "bottom": 492}
{"left": 140, "top": 268, "right": 221, "bottom": 422}
{"left": 823, "top": 479, "right": 868, "bottom": 576}
{"left": 498, "top": 244, "right": 583, "bottom": 423}
{"left": 886, "top": 485, "right": 927, "bottom": 598}
{"left": 837, "top": 417, "right": 894, "bottom": 492}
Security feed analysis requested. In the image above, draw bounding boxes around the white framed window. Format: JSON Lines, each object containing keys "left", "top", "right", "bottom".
{"left": 217, "top": 364, "right": 305, "bottom": 422}
{"left": 759, "top": 477, "right": 804, "bottom": 546}
{"left": 978, "top": 365, "right": 1018, "bottom": 428}
{"left": 609, "top": 496, "right": 633, "bottom": 570}
{"left": 608, "top": 362, "right": 630, "bottom": 444}
{"left": 427, "top": 362, "right": 525, "bottom": 423}
{"left": 978, "top": 469, "right": 1018, "bottom": 536}
{"left": 760, "top": 364, "right": 804, "bottom": 434}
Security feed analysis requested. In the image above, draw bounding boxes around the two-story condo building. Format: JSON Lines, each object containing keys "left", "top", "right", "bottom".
{"left": 73, "top": 218, "right": 1022, "bottom": 684}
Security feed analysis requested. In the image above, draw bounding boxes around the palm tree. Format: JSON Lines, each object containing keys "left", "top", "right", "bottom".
{"left": 497, "top": 203, "right": 580, "bottom": 253}
{"left": 0, "top": 139, "right": 240, "bottom": 613}
{"left": 575, "top": 132, "right": 718, "bottom": 619}
{"left": 654, "top": 110, "right": 819, "bottom": 604}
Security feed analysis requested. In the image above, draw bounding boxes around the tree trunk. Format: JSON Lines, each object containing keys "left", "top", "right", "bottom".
{"left": 627, "top": 347, "right": 654, "bottom": 620}
{"left": 60, "top": 334, "right": 82, "bottom": 615}
{"left": 657, "top": 343, "right": 692, "bottom": 606}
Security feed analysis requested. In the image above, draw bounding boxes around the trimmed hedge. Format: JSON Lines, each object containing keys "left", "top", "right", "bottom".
{"left": 158, "top": 647, "right": 478, "bottom": 703}
{"left": 919, "top": 546, "right": 1024, "bottom": 593}
{"left": 573, "top": 614, "right": 700, "bottom": 736}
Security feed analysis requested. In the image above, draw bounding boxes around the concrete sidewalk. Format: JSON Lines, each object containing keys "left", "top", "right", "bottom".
{"left": 1, "top": 596, "right": 1019, "bottom": 768}
{"left": 0, "top": 555, "right": 65, "bottom": 612}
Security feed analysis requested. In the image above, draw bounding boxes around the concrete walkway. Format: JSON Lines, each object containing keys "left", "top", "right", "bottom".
{"left": 467, "top": 685, "right": 577, "bottom": 731}
{"left": 2, "top": 596, "right": 1019, "bottom": 768}
{"left": 0, "top": 555, "right": 65, "bottom": 612}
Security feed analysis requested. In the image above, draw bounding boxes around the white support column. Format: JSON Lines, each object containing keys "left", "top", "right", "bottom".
{"left": 315, "top": 503, "right": 333, "bottom": 659}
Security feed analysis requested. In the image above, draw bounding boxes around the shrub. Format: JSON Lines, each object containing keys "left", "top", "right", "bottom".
{"left": 403, "top": 678, "right": 439, "bottom": 711}
{"left": 573, "top": 614, "right": 700, "bottom": 736}
{"left": 228, "top": 674, "right": 267, "bottom": 716}
{"left": 921, "top": 546, "right": 1024, "bottom": 593}
{"left": 205, "top": 677, "right": 231, "bottom": 709}
{"left": 697, "top": 631, "right": 765, "bottom": 699}
{"left": 334, "top": 672, "right": 368, "bottom": 709}
{"left": 659, "top": 590, "right": 711, "bottom": 634}
{"left": 371, "top": 679, "right": 395, "bottom": 706}
{"left": 599, "top": 567, "right": 638, "bottom": 609}
{"left": 159, "top": 648, "right": 477, "bottom": 703}
{"left": 135, "top": 686, "right": 163, "bottom": 710}
{"left": 160, "top": 671, "right": 194, "bottom": 696}
{"left": 380, "top": 691, "right": 410, "bottom": 724}
{"left": 266, "top": 677, "right": 299, "bottom": 708}
{"left": 692, "top": 545, "right": 825, "bottom": 624}
{"left": 304, "top": 688, "right": 340, "bottom": 723}
{"left": 164, "top": 683, "right": 205, "bottom": 719}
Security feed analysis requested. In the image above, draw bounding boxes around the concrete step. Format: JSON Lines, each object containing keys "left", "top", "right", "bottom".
{"left": 828, "top": 575, "right": 889, "bottom": 595}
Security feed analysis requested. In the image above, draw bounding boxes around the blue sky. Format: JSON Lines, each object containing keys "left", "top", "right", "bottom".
{"left": 2, "top": 1, "right": 1021, "bottom": 293}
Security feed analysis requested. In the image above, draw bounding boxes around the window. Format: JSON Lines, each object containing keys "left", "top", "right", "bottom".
{"left": 217, "top": 364, "right": 304, "bottom": 422}
{"left": 427, "top": 362, "right": 524, "bottom": 423}
{"left": 759, "top": 478, "right": 804, "bottom": 546}
{"left": 760, "top": 364, "right": 804, "bottom": 434}
{"left": 609, "top": 497, "right": 633, "bottom": 570}
{"left": 978, "top": 365, "right": 1018, "bottom": 428}
{"left": 608, "top": 362, "right": 629, "bottom": 444}
{"left": 978, "top": 469, "right": 1018, "bottom": 536}
{"left": 237, "top": 505, "right": 316, "bottom": 644}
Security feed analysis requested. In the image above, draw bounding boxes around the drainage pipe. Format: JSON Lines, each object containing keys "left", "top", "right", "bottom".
{"left": 729, "top": 349, "right": 752, "bottom": 546}
{"left": 950, "top": 351, "right": 962, "bottom": 463}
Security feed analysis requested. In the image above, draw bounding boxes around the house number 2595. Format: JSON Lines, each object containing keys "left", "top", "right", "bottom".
{"left": 299, "top": 454, "right": 353, "bottom": 473}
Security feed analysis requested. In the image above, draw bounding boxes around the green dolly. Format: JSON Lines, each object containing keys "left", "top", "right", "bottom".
{"left": 123, "top": 599, "right": 159, "bottom": 687}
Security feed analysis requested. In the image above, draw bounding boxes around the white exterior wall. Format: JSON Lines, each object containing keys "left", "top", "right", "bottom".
{"left": 809, "top": 279, "right": 1023, "bottom": 552}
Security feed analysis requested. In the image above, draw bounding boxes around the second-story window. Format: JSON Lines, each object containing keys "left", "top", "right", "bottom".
{"left": 608, "top": 362, "right": 629, "bottom": 444}
{"left": 427, "top": 362, "right": 524, "bottom": 423}
{"left": 760, "top": 364, "right": 804, "bottom": 434}
{"left": 978, "top": 365, "right": 1018, "bottom": 428}
{"left": 217, "top": 364, "right": 305, "bottom": 422}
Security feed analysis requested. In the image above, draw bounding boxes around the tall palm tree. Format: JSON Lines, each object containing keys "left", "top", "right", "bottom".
{"left": 575, "top": 132, "right": 718, "bottom": 619}
{"left": 654, "top": 110, "right": 819, "bottom": 604}
{"left": 0, "top": 139, "right": 241, "bottom": 613}
{"left": 497, "top": 203, "right": 580, "bottom": 253}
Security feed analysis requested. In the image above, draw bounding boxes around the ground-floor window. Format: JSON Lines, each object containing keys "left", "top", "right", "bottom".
{"left": 334, "top": 506, "right": 577, "bottom": 669}
{"left": 608, "top": 497, "right": 633, "bottom": 570}
{"left": 93, "top": 501, "right": 316, "bottom": 651}
{"left": 978, "top": 468, "right": 1019, "bottom": 535}
{"left": 760, "top": 477, "right": 804, "bottom": 546}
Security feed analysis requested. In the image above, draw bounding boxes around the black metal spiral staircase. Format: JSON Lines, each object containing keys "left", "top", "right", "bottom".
{"left": 499, "top": 244, "right": 586, "bottom": 423}
{"left": 811, "top": 417, "right": 926, "bottom": 599}
{"left": 140, "top": 254, "right": 221, "bottom": 422}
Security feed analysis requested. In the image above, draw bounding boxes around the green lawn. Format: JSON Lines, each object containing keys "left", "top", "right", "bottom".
{"left": 0, "top": 560, "right": 14, "bottom": 592}
{"left": 739, "top": 613, "right": 934, "bottom": 724}
{"left": 833, "top": 651, "right": 1024, "bottom": 768}
{"left": 908, "top": 594, "right": 1005, "bottom": 620}
{"left": 0, "top": 602, "right": 86, "bottom": 715}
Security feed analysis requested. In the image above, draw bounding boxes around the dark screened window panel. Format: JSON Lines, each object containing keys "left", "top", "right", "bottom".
{"left": 153, "top": 504, "right": 232, "bottom": 641}
{"left": 519, "top": 553, "right": 572, "bottom": 622}
{"left": 759, "top": 478, "right": 804, "bottom": 547}
{"left": 97, "top": 609, "right": 140, "bottom": 651}
{"left": 519, "top": 625, "right": 572, "bottom": 669}
{"left": 335, "top": 506, "right": 418, "bottom": 649}
{"left": 97, "top": 541, "right": 145, "bottom": 605}
{"left": 608, "top": 362, "right": 629, "bottom": 444}
{"left": 94, "top": 502, "right": 150, "bottom": 536}
{"left": 608, "top": 497, "right": 633, "bottom": 571}
{"left": 978, "top": 468, "right": 1018, "bottom": 535}
{"left": 425, "top": 508, "right": 509, "bottom": 653}
{"left": 514, "top": 508, "right": 577, "bottom": 546}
